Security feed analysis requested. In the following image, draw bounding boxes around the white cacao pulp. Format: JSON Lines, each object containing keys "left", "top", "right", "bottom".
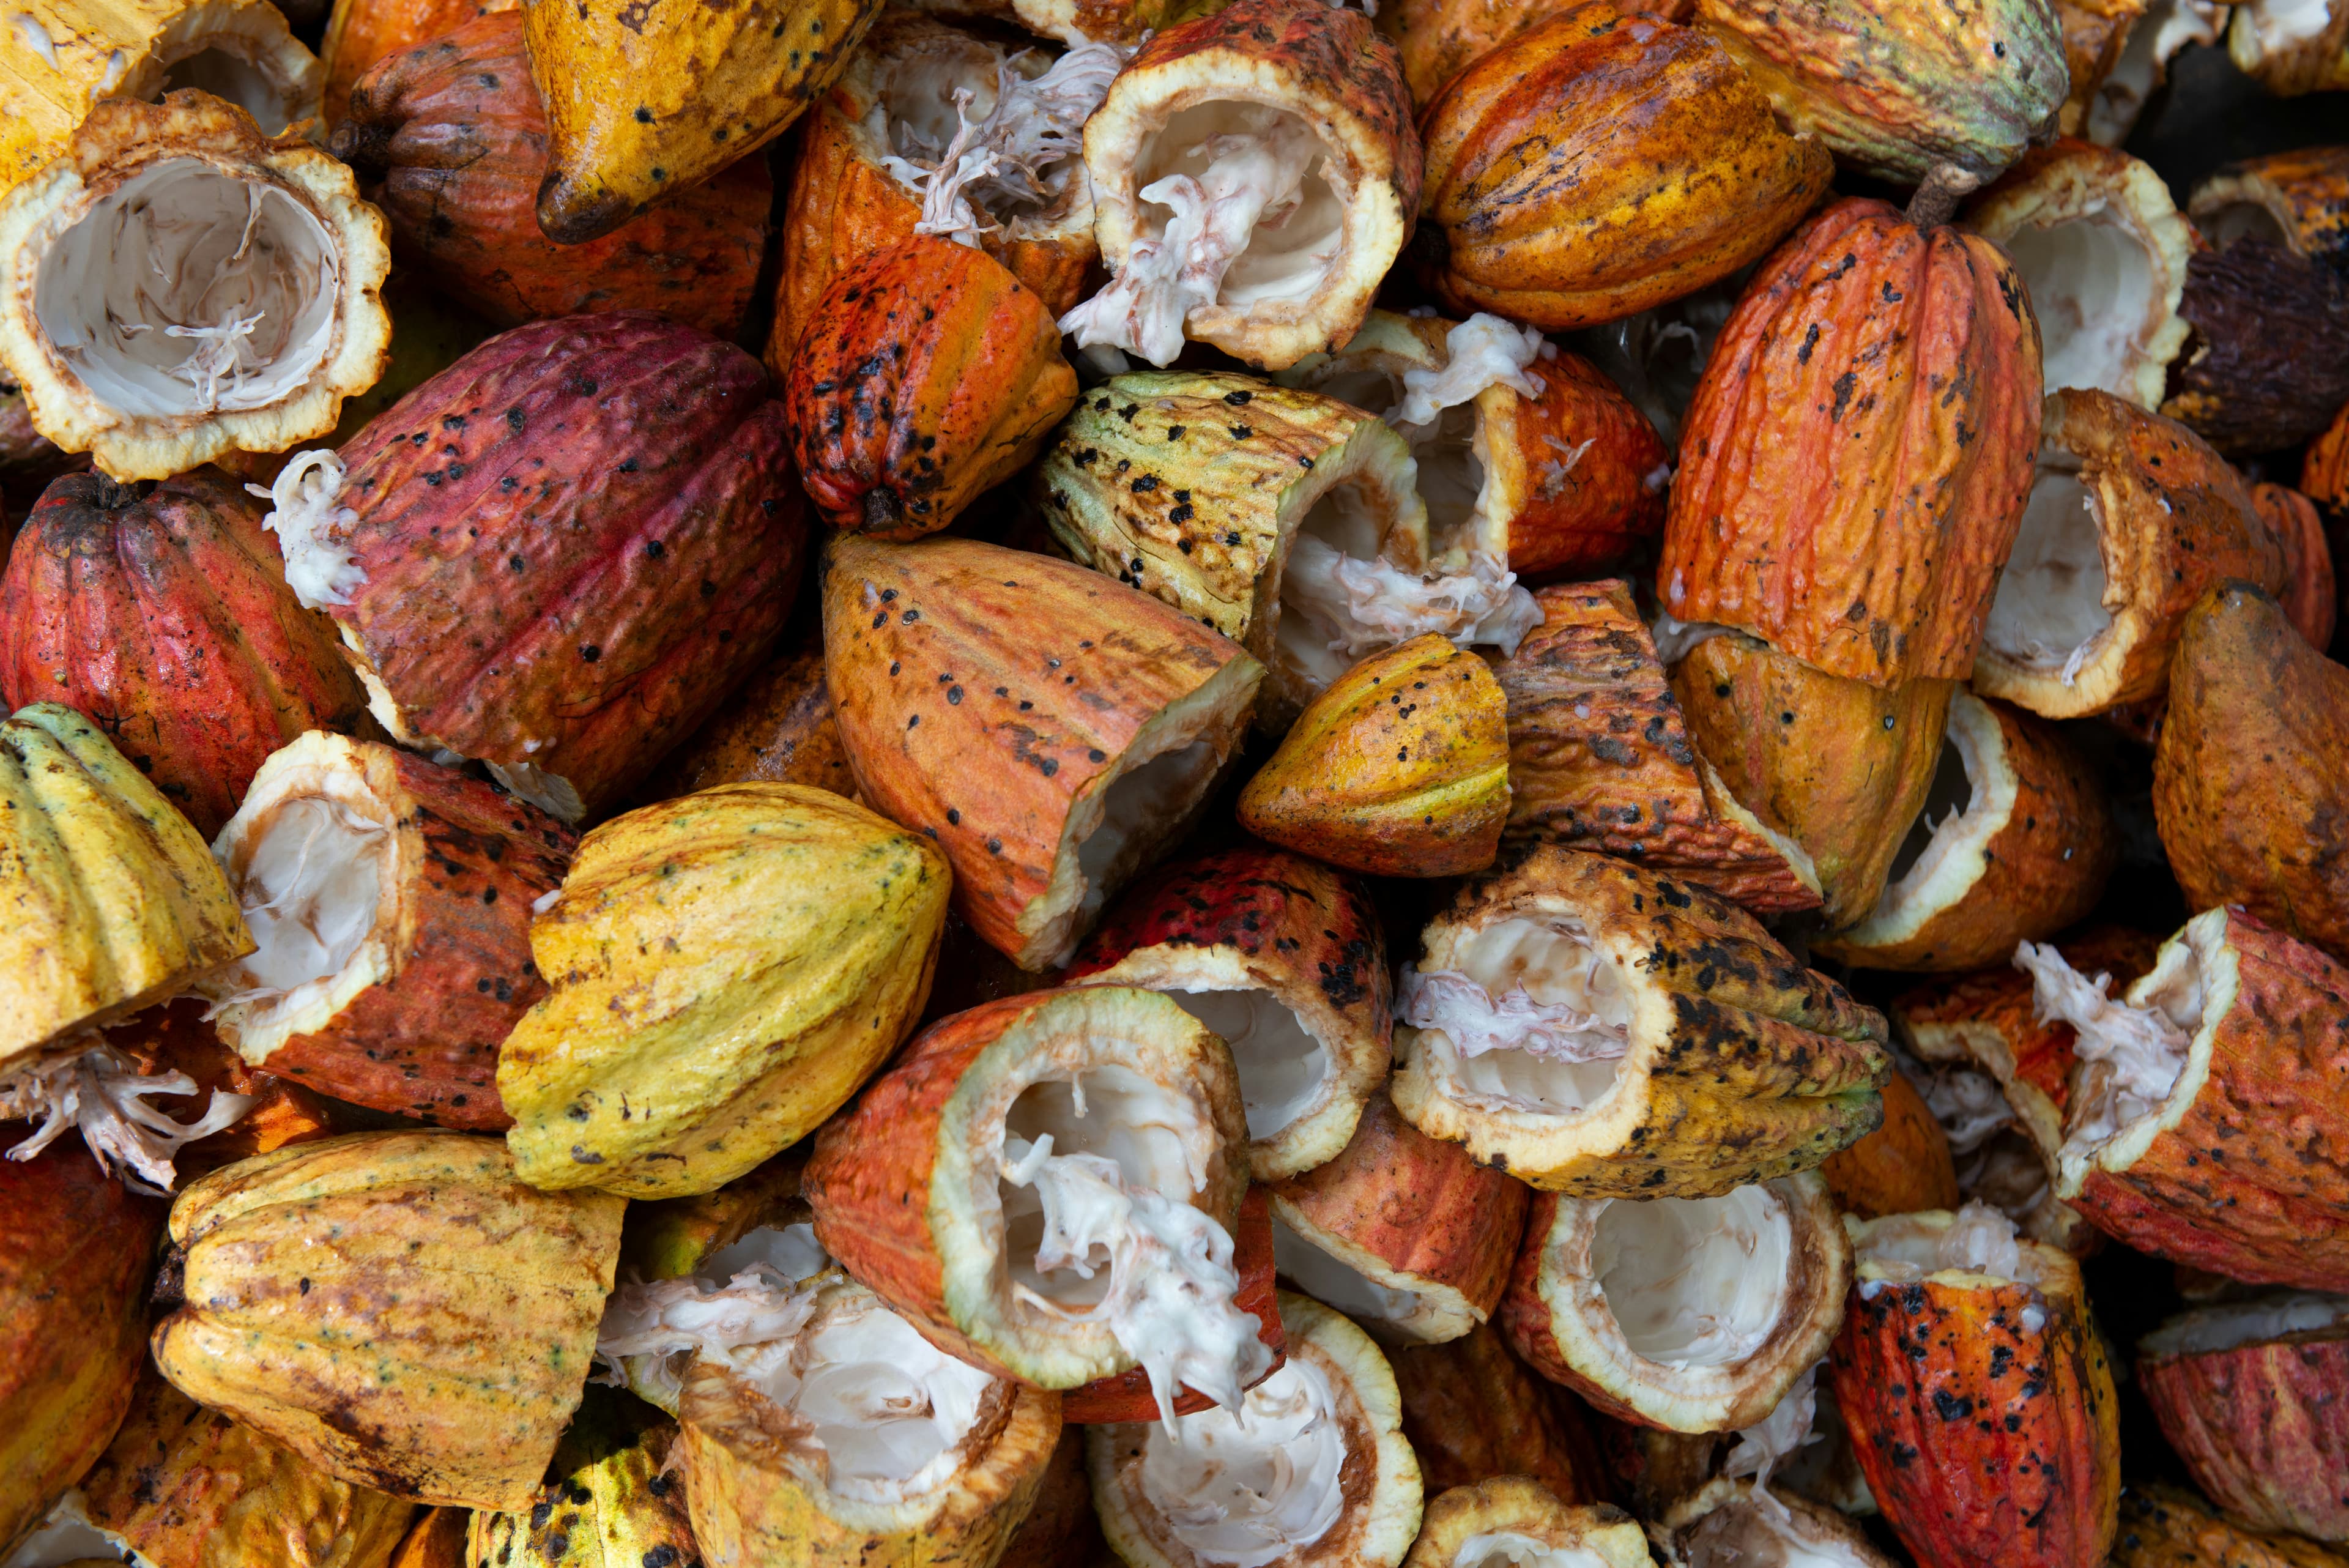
{"left": 0, "top": 1043, "right": 250, "bottom": 1193}
{"left": 877, "top": 39, "right": 1121, "bottom": 247}
{"left": 1132, "top": 1355, "right": 1348, "bottom": 1567}
{"left": 1400, "top": 918, "right": 1630, "bottom": 1115}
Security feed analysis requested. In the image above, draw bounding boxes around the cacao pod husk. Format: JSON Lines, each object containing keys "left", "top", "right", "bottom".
{"left": 634, "top": 642, "right": 859, "bottom": 806}
{"left": 2249, "top": 481, "right": 2338, "bottom": 650}
{"left": 2161, "top": 239, "right": 2349, "bottom": 455}
{"left": 1819, "top": 1067, "right": 1962, "bottom": 1219}
{"left": 2192, "top": 144, "right": 2349, "bottom": 278}
{"left": 466, "top": 1388, "right": 696, "bottom": 1568}
{"left": 2112, "top": 1484, "right": 2349, "bottom": 1568}
{"left": 321, "top": 0, "right": 516, "bottom": 124}
{"left": 1389, "top": 1321, "right": 1612, "bottom": 1504}
{"left": 1650, "top": 1476, "right": 1895, "bottom": 1568}
{"left": 1406, "top": 1478, "right": 1647, "bottom": 1568}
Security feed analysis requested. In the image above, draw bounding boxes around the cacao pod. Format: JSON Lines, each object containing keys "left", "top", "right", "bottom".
{"left": 2080, "top": 0, "right": 2221, "bottom": 145}
{"left": 1818, "top": 1067, "right": 1962, "bottom": 1219}
{"left": 333, "top": 13, "right": 769, "bottom": 337}
{"left": 787, "top": 235, "right": 1076, "bottom": 539}
{"left": 499, "top": 783, "right": 950, "bottom": 1198}
{"left": 0, "top": 469, "right": 366, "bottom": 838}
{"left": 1064, "top": 0, "right": 1419, "bottom": 370}
{"left": 634, "top": 641, "right": 859, "bottom": 804}
{"left": 1405, "top": 1479, "right": 1647, "bottom": 1568}
{"left": 150, "top": 1130, "right": 626, "bottom": 1511}
{"left": 204, "top": 732, "right": 576, "bottom": 1130}
{"left": 466, "top": 1388, "right": 696, "bottom": 1568}
{"left": 1415, "top": 2, "right": 1833, "bottom": 331}
{"left": 2113, "top": 1484, "right": 2349, "bottom": 1568}
{"left": 2227, "top": 0, "right": 2349, "bottom": 94}
{"left": 1065, "top": 844, "right": 1392, "bottom": 1180}
{"left": 0, "top": 702, "right": 251, "bottom": 1068}
{"left": 1651, "top": 1477, "right": 1896, "bottom": 1568}
{"left": 281, "top": 311, "right": 805, "bottom": 824}
{"left": 2160, "top": 237, "right": 2349, "bottom": 454}
{"left": 1392, "top": 845, "right": 1890, "bottom": 1197}
{"left": 1388, "top": 1323, "right": 1611, "bottom": 1504}
{"left": 2249, "top": 481, "right": 2339, "bottom": 650}
{"left": 1660, "top": 197, "right": 2043, "bottom": 688}
{"left": 2052, "top": 0, "right": 2147, "bottom": 139}
{"left": 2192, "top": 144, "right": 2349, "bottom": 278}
{"left": 321, "top": 0, "right": 516, "bottom": 124}
{"left": 0, "top": 93, "right": 391, "bottom": 481}
{"left": 823, "top": 533, "right": 1263, "bottom": 970}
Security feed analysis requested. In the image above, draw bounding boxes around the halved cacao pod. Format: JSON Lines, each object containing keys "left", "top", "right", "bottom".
{"left": 332, "top": 13, "right": 770, "bottom": 336}
{"left": 1814, "top": 690, "right": 2116, "bottom": 972}
{"left": 321, "top": 0, "right": 516, "bottom": 124}
{"left": 1691, "top": 0, "right": 2067, "bottom": 187}
{"left": 151, "top": 1130, "right": 626, "bottom": 1511}
{"left": 1416, "top": 2, "right": 1831, "bottom": 332}
{"left": 1669, "top": 631, "right": 1954, "bottom": 927}
{"left": 2252, "top": 481, "right": 2339, "bottom": 650}
{"left": 1275, "top": 310, "right": 1670, "bottom": 581}
{"left": 2041, "top": 907, "right": 2349, "bottom": 1292}
{"left": 1388, "top": 1321, "right": 1611, "bottom": 1504}
{"left": 1833, "top": 1207, "right": 2120, "bottom": 1568}
{"left": 466, "top": 1388, "right": 696, "bottom": 1568}
{"left": 2052, "top": 0, "right": 2147, "bottom": 140}
{"left": 0, "top": 0, "right": 321, "bottom": 188}
{"left": 1659, "top": 198, "right": 2042, "bottom": 689}
{"left": 769, "top": 12, "right": 1107, "bottom": 359}
{"left": 1819, "top": 1067, "right": 1962, "bottom": 1219}
{"left": 1063, "top": 0, "right": 1419, "bottom": 371}
{"left": 288, "top": 311, "right": 805, "bottom": 825}
{"left": 1495, "top": 583, "right": 1820, "bottom": 914}
{"left": 2161, "top": 238, "right": 2349, "bottom": 455}
{"left": 1236, "top": 633, "right": 1512, "bottom": 879}
{"left": 1392, "top": 845, "right": 1889, "bottom": 1197}
{"left": 1037, "top": 369, "right": 1515, "bottom": 730}
{"left": 803, "top": 987, "right": 1260, "bottom": 1403}
{"left": 0, "top": 702, "right": 251, "bottom": 1068}
{"left": 1269, "top": 1094, "right": 1529, "bottom": 1344}
{"left": 1086, "top": 1290, "right": 1424, "bottom": 1568}
{"left": 2227, "top": 0, "right": 2349, "bottom": 94}
{"left": 64, "top": 1361, "right": 417, "bottom": 1568}
{"left": 786, "top": 235, "right": 1076, "bottom": 539}
{"left": 2139, "top": 1293, "right": 2349, "bottom": 1543}
{"left": 0, "top": 1131, "right": 162, "bottom": 1555}
{"left": 676, "top": 1271, "right": 1063, "bottom": 1568}
{"left": 519, "top": 0, "right": 879, "bottom": 244}
{"left": 499, "top": 784, "right": 948, "bottom": 1198}
{"left": 0, "top": 468, "right": 366, "bottom": 838}
{"left": 2155, "top": 583, "right": 2349, "bottom": 960}
{"left": 2194, "top": 146, "right": 2349, "bottom": 278}
{"left": 1408, "top": 1478, "right": 1648, "bottom": 1568}
{"left": 1650, "top": 1476, "right": 1894, "bottom": 1568}
{"left": 1501, "top": 1174, "right": 1849, "bottom": 1433}
{"left": 0, "top": 93, "right": 392, "bottom": 482}
{"left": 822, "top": 533, "right": 1262, "bottom": 972}
{"left": 633, "top": 642, "right": 858, "bottom": 804}
{"left": 1975, "top": 391, "right": 2283, "bottom": 716}
{"left": 1064, "top": 844, "right": 1392, "bottom": 1180}
{"left": 204, "top": 732, "right": 573, "bottom": 1130}
{"left": 2113, "top": 1484, "right": 2349, "bottom": 1568}
{"left": 1963, "top": 138, "right": 2193, "bottom": 410}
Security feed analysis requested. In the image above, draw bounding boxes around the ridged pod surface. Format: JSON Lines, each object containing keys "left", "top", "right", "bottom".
{"left": 2139, "top": 1306, "right": 2349, "bottom": 1542}
{"left": 1819, "top": 1068, "right": 1962, "bottom": 1218}
{"left": 0, "top": 469, "right": 365, "bottom": 838}
{"left": 1387, "top": 1322, "right": 1611, "bottom": 1503}
{"left": 2110, "top": 1484, "right": 2349, "bottom": 1568}
{"left": 1416, "top": 2, "right": 1832, "bottom": 330}
{"left": 151, "top": 1131, "right": 626, "bottom": 1511}
{"left": 466, "top": 1390, "right": 696, "bottom": 1568}
{"left": 1660, "top": 198, "right": 2043, "bottom": 688}
{"left": 634, "top": 642, "right": 858, "bottom": 804}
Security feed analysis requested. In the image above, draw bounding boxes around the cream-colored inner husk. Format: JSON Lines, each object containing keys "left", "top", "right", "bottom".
{"left": 1070, "top": 741, "right": 1220, "bottom": 929}
{"left": 37, "top": 158, "right": 339, "bottom": 418}
{"left": 1166, "top": 989, "right": 1329, "bottom": 1140}
{"left": 1680, "top": 1495, "right": 1879, "bottom": 1568}
{"left": 1452, "top": 1534, "right": 1614, "bottom": 1568}
{"left": 2021, "top": 935, "right": 2202, "bottom": 1161}
{"left": 1855, "top": 1203, "right": 2050, "bottom": 1291}
{"left": 2196, "top": 199, "right": 2293, "bottom": 251}
{"left": 211, "top": 782, "right": 393, "bottom": 1045}
{"left": 1062, "top": 102, "right": 1343, "bottom": 366}
{"left": 1983, "top": 456, "right": 2110, "bottom": 685}
{"left": 1137, "top": 1353, "right": 1348, "bottom": 1568}
{"left": 593, "top": 1227, "right": 834, "bottom": 1411}
{"left": 1848, "top": 693, "right": 2004, "bottom": 942}
{"left": 2238, "top": 0, "right": 2336, "bottom": 58}
{"left": 4, "top": 1492, "right": 160, "bottom": 1568}
{"left": 998, "top": 1068, "right": 1270, "bottom": 1418}
{"left": 2003, "top": 210, "right": 2159, "bottom": 401}
{"left": 1271, "top": 1210, "right": 1423, "bottom": 1328}
{"left": 1592, "top": 1186, "right": 1791, "bottom": 1369}
{"left": 2142, "top": 1291, "right": 2349, "bottom": 1355}
{"left": 871, "top": 32, "right": 1117, "bottom": 247}
{"left": 1403, "top": 917, "right": 1630, "bottom": 1115}
{"left": 160, "top": 48, "right": 297, "bottom": 133}
{"left": 2088, "top": 0, "right": 2226, "bottom": 143}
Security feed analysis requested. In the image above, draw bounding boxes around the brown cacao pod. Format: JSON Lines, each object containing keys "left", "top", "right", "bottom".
{"left": 2155, "top": 582, "right": 2349, "bottom": 961}
{"left": 0, "top": 469, "right": 367, "bottom": 839}
{"left": 786, "top": 235, "right": 1077, "bottom": 538}
{"left": 2161, "top": 239, "right": 2349, "bottom": 455}
{"left": 297, "top": 311, "right": 805, "bottom": 824}
{"left": 2251, "top": 481, "right": 2339, "bottom": 650}
{"left": 1416, "top": 1, "right": 1832, "bottom": 332}
{"left": 1660, "top": 197, "right": 2043, "bottom": 688}
{"left": 1389, "top": 1322, "right": 1611, "bottom": 1504}
{"left": 332, "top": 14, "right": 769, "bottom": 338}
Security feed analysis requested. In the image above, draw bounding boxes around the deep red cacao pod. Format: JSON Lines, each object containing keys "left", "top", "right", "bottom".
{"left": 322, "top": 311, "right": 805, "bottom": 822}
{"left": 0, "top": 469, "right": 366, "bottom": 838}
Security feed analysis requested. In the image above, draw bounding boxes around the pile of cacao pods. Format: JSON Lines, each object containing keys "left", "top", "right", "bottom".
{"left": 2, "top": 0, "right": 2349, "bottom": 1559}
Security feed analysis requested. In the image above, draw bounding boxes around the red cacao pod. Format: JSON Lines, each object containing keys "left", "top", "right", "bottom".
{"left": 302, "top": 311, "right": 806, "bottom": 823}
{"left": 332, "top": 15, "right": 768, "bottom": 337}
{"left": 1660, "top": 196, "right": 2044, "bottom": 688}
{"left": 786, "top": 236, "right": 1077, "bottom": 538}
{"left": 0, "top": 469, "right": 366, "bottom": 838}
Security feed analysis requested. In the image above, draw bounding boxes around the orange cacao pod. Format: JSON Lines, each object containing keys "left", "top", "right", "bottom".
{"left": 785, "top": 236, "right": 1077, "bottom": 538}
{"left": 1660, "top": 197, "right": 2044, "bottom": 688}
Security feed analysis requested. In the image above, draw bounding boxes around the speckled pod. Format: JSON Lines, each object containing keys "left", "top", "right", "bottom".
{"left": 466, "top": 1389, "right": 696, "bottom": 1568}
{"left": 2193, "top": 145, "right": 2349, "bottom": 278}
{"left": 2110, "top": 1484, "right": 2349, "bottom": 1568}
